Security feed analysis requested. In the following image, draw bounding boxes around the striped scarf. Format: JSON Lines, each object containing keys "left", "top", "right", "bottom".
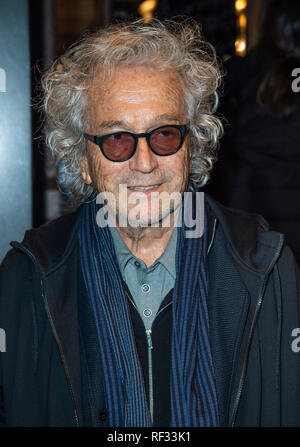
{"left": 78, "top": 191, "right": 219, "bottom": 426}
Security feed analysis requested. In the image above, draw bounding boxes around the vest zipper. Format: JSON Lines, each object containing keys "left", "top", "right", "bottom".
{"left": 10, "top": 242, "right": 80, "bottom": 427}
{"left": 125, "top": 293, "right": 154, "bottom": 421}
{"left": 145, "top": 329, "right": 153, "bottom": 422}
{"left": 145, "top": 301, "right": 172, "bottom": 424}
{"left": 125, "top": 289, "right": 172, "bottom": 424}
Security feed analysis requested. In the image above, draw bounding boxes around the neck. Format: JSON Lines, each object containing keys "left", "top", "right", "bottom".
{"left": 114, "top": 209, "right": 180, "bottom": 267}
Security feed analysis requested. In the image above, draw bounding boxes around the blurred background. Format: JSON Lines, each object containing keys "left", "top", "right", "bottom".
{"left": 2, "top": 0, "right": 300, "bottom": 264}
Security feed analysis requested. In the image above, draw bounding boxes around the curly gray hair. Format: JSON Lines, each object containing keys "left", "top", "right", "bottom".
{"left": 42, "top": 18, "right": 223, "bottom": 207}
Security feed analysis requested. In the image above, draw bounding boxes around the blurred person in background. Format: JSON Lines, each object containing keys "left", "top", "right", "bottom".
{"left": 206, "top": 0, "right": 300, "bottom": 265}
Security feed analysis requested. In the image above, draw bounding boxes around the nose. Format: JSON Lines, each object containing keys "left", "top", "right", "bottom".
{"left": 129, "top": 137, "right": 159, "bottom": 173}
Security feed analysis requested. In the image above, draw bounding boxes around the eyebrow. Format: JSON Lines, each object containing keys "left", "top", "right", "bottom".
{"left": 98, "top": 120, "right": 126, "bottom": 130}
{"left": 151, "top": 114, "right": 181, "bottom": 126}
{"left": 97, "top": 114, "right": 181, "bottom": 132}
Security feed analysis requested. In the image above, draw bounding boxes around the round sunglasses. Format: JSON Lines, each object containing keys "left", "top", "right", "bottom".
{"left": 84, "top": 124, "right": 188, "bottom": 162}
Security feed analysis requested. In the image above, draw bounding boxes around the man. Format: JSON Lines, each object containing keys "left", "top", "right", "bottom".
{"left": 0, "top": 19, "right": 300, "bottom": 427}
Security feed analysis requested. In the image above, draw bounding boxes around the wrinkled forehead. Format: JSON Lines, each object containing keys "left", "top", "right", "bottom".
{"left": 86, "top": 65, "right": 186, "bottom": 111}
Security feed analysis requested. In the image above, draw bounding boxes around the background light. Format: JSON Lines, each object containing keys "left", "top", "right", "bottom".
{"left": 138, "top": 0, "right": 158, "bottom": 22}
{"left": 235, "top": 0, "right": 247, "bottom": 56}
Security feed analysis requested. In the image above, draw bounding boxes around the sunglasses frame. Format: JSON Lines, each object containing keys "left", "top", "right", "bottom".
{"left": 84, "top": 124, "right": 188, "bottom": 162}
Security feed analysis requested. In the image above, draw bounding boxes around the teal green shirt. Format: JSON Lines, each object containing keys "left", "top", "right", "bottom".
{"left": 109, "top": 226, "right": 177, "bottom": 330}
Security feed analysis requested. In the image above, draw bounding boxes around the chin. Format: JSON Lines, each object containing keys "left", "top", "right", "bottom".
{"left": 128, "top": 207, "right": 176, "bottom": 228}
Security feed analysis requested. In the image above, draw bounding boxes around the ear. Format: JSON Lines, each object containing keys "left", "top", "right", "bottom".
{"left": 79, "top": 155, "right": 92, "bottom": 185}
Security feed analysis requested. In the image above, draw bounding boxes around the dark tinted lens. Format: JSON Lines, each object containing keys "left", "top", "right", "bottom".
{"left": 149, "top": 126, "right": 182, "bottom": 154}
{"left": 102, "top": 132, "right": 135, "bottom": 161}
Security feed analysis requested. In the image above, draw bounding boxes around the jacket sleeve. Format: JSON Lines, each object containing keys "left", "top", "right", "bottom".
{"left": 0, "top": 248, "right": 35, "bottom": 427}
{"left": 0, "top": 250, "right": 11, "bottom": 426}
{"left": 276, "top": 244, "right": 300, "bottom": 426}
{"left": 0, "top": 367, "right": 4, "bottom": 426}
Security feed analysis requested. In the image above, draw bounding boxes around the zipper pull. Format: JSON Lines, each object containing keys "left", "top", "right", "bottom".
{"left": 145, "top": 329, "right": 153, "bottom": 349}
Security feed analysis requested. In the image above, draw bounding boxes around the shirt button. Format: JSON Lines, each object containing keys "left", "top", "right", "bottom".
{"left": 134, "top": 261, "right": 141, "bottom": 268}
{"left": 141, "top": 283, "right": 150, "bottom": 293}
{"left": 143, "top": 308, "right": 152, "bottom": 317}
{"left": 99, "top": 411, "right": 107, "bottom": 422}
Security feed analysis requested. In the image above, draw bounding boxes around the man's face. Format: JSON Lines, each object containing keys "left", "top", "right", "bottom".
{"left": 82, "top": 66, "right": 190, "bottom": 226}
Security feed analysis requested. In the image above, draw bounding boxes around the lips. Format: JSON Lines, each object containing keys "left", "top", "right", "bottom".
{"left": 127, "top": 184, "right": 162, "bottom": 191}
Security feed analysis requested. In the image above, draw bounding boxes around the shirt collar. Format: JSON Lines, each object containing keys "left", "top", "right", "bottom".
{"left": 109, "top": 225, "right": 177, "bottom": 279}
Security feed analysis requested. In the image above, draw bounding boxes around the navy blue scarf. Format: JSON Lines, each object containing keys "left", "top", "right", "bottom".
{"left": 78, "top": 191, "right": 219, "bottom": 426}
